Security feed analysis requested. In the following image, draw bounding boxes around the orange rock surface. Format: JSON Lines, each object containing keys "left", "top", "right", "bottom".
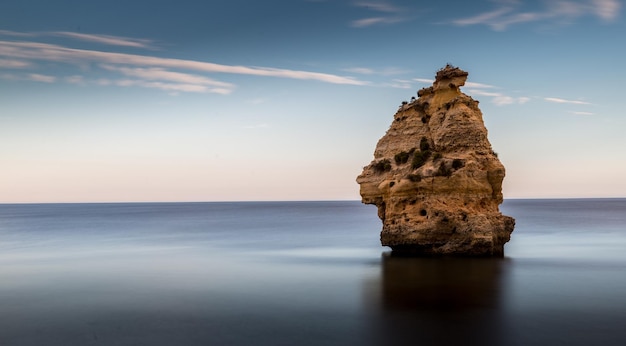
{"left": 357, "top": 65, "right": 515, "bottom": 256}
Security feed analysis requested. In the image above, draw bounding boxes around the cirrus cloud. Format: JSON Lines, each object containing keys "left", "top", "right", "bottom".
{"left": 351, "top": 1, "right": 410, "bottom": 27}
{"left": 0, "top": 30, "right": 156, "bottom": 49}
{"left": 50, "top": 32, "right": 155, "bottom": 49}
{"left": 28, "top": 73, "right": 56, "bottom": 83}
{"left": 0, "top": 40, "right": 367, "bottom": 85}
{"left": 101, "top": 65, "right": 236, "bottom": 94}
{"left": 544, "top": 97, "right": 591, "bottom": 105}
{"left": 452, "top": 0, "right": 621, "bottom": 31}
{"left": 0, "top": 32, "right": 370, "bottom": 95}
{"left": 0, "top": 58, "right": 31, "bottom": 68}
{"left": 468, "top": 89, "right": 531, "bottom": 106}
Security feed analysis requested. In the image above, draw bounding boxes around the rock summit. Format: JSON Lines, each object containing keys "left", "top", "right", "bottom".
{"left": 357, "top": 65, "right": 515, "bottom": 256}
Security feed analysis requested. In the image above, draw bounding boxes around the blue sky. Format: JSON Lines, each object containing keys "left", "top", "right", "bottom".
{"left": 1, "top": 0, "right": 625, "bottom": 202}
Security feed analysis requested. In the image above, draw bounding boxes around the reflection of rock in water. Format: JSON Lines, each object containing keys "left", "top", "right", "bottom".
{"left": 383, "top": 254, "right": 504, "bottom": 310}
{"left": 366, "top": 253, "right": 509, "bottom": 346}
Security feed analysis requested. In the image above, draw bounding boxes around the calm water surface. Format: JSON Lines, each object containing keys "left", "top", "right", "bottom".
{"left": 0, "top": 200, "right": 625, "bottom": 345}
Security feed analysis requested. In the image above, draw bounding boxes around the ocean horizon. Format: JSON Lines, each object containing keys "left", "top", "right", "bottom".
{"left": 1, "top": 199, "right": 625, "bottom": 345}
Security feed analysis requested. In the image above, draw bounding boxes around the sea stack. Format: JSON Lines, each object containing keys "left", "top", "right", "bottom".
{"left": 357, "top": 65, "right": 515, "bottom": 256}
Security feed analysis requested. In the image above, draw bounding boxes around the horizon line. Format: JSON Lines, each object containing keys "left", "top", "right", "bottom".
{"left": 1, "top": 197, "right": 625, "bottom": 205}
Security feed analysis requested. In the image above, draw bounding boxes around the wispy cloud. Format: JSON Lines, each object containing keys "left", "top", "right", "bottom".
{"left": 343, "top": 66, "right": 410, "bottom": 76}
{"left": 351, "top": 1, "right": 409, "bottom": 27}
{"left": 65, "top": 71, "right": 234, "bottom": 95}
{"left": 381, "top": 79, "right": 412, "bottom": 89}
{"left": 0, "top": 58, "right": 30, "bottom": 68}
{"left": 493, "top": 95, "right": 530, "bottom": 106}
{"left": 51, "top": 32, "right": 155, "bottom": 49}
{"left": 593, "top": 0, "right": 622, "bottom": 20}
{"left": 351, "top": 16, "right": 405, "bottom": 27}
{"left": 569, "top": 111, "right": 595, "bottom": 115}
{"left": 102, "top": 65, "right": 236, "bottom": 94}
{"left": 115, "top": 79, "right": 230, "bottom": 94}
{"left": 466, "top": 89, "right": 502, "bottom": 97}
{"left": 0, "top": 30, "right": 155, "bottom": 48}
{"left": 465, "top": 81, "right": 496, "bottom": 89}
{"left": 28, "top": 73, "right": 56, "bottom": 83}
{"left": 343, "top": 67, "right": 375, "bottom": 74}
{"left": 545, "top": 97, "right": 591, "bottom": 105}
{"left": 414, "top": 78, "right": 433, "bottom": 84}
{"left": 452, "top": 0, "right": 621, "bottom": 30}
{"left": 0, "top": 40, "right": 366, "bottom": 85}
{"left": 467, "top": 89, "right": 530, "bottom": 106}
{"left": 0, "top": 35, "right": 369, "bottom": 94}
{"left": 453, "top": 7, "right": 514, "bottom": 27}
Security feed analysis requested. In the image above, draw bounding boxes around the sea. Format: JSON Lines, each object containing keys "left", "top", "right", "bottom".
{"left": 0, "top": 199, "right": 625, "bottom": 346}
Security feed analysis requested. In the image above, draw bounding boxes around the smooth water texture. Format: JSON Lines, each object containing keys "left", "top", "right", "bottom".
{"left": 0, "top": 200, "right": 625, "bottom": 345}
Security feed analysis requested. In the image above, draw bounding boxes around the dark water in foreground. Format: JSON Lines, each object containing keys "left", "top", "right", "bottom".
{"left": 0, "top": 199, "right": 625, "bottom": 345}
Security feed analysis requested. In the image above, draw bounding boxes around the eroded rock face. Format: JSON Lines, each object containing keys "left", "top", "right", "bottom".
{"left": 357, "top": 65, "right": 515, "bottom": 256}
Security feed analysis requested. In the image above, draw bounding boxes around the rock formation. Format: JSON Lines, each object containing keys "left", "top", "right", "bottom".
{"left": 357, "top": 65, "right": 514, "bottom": 256}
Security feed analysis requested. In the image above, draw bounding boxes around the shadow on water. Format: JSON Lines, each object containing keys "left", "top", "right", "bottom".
{"left": 365, "top": 253, "right": 510, "bottom": 346}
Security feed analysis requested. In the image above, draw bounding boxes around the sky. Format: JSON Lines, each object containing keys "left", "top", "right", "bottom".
{"left": 1, "top": 0, "right": 625, "bottom": 203}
